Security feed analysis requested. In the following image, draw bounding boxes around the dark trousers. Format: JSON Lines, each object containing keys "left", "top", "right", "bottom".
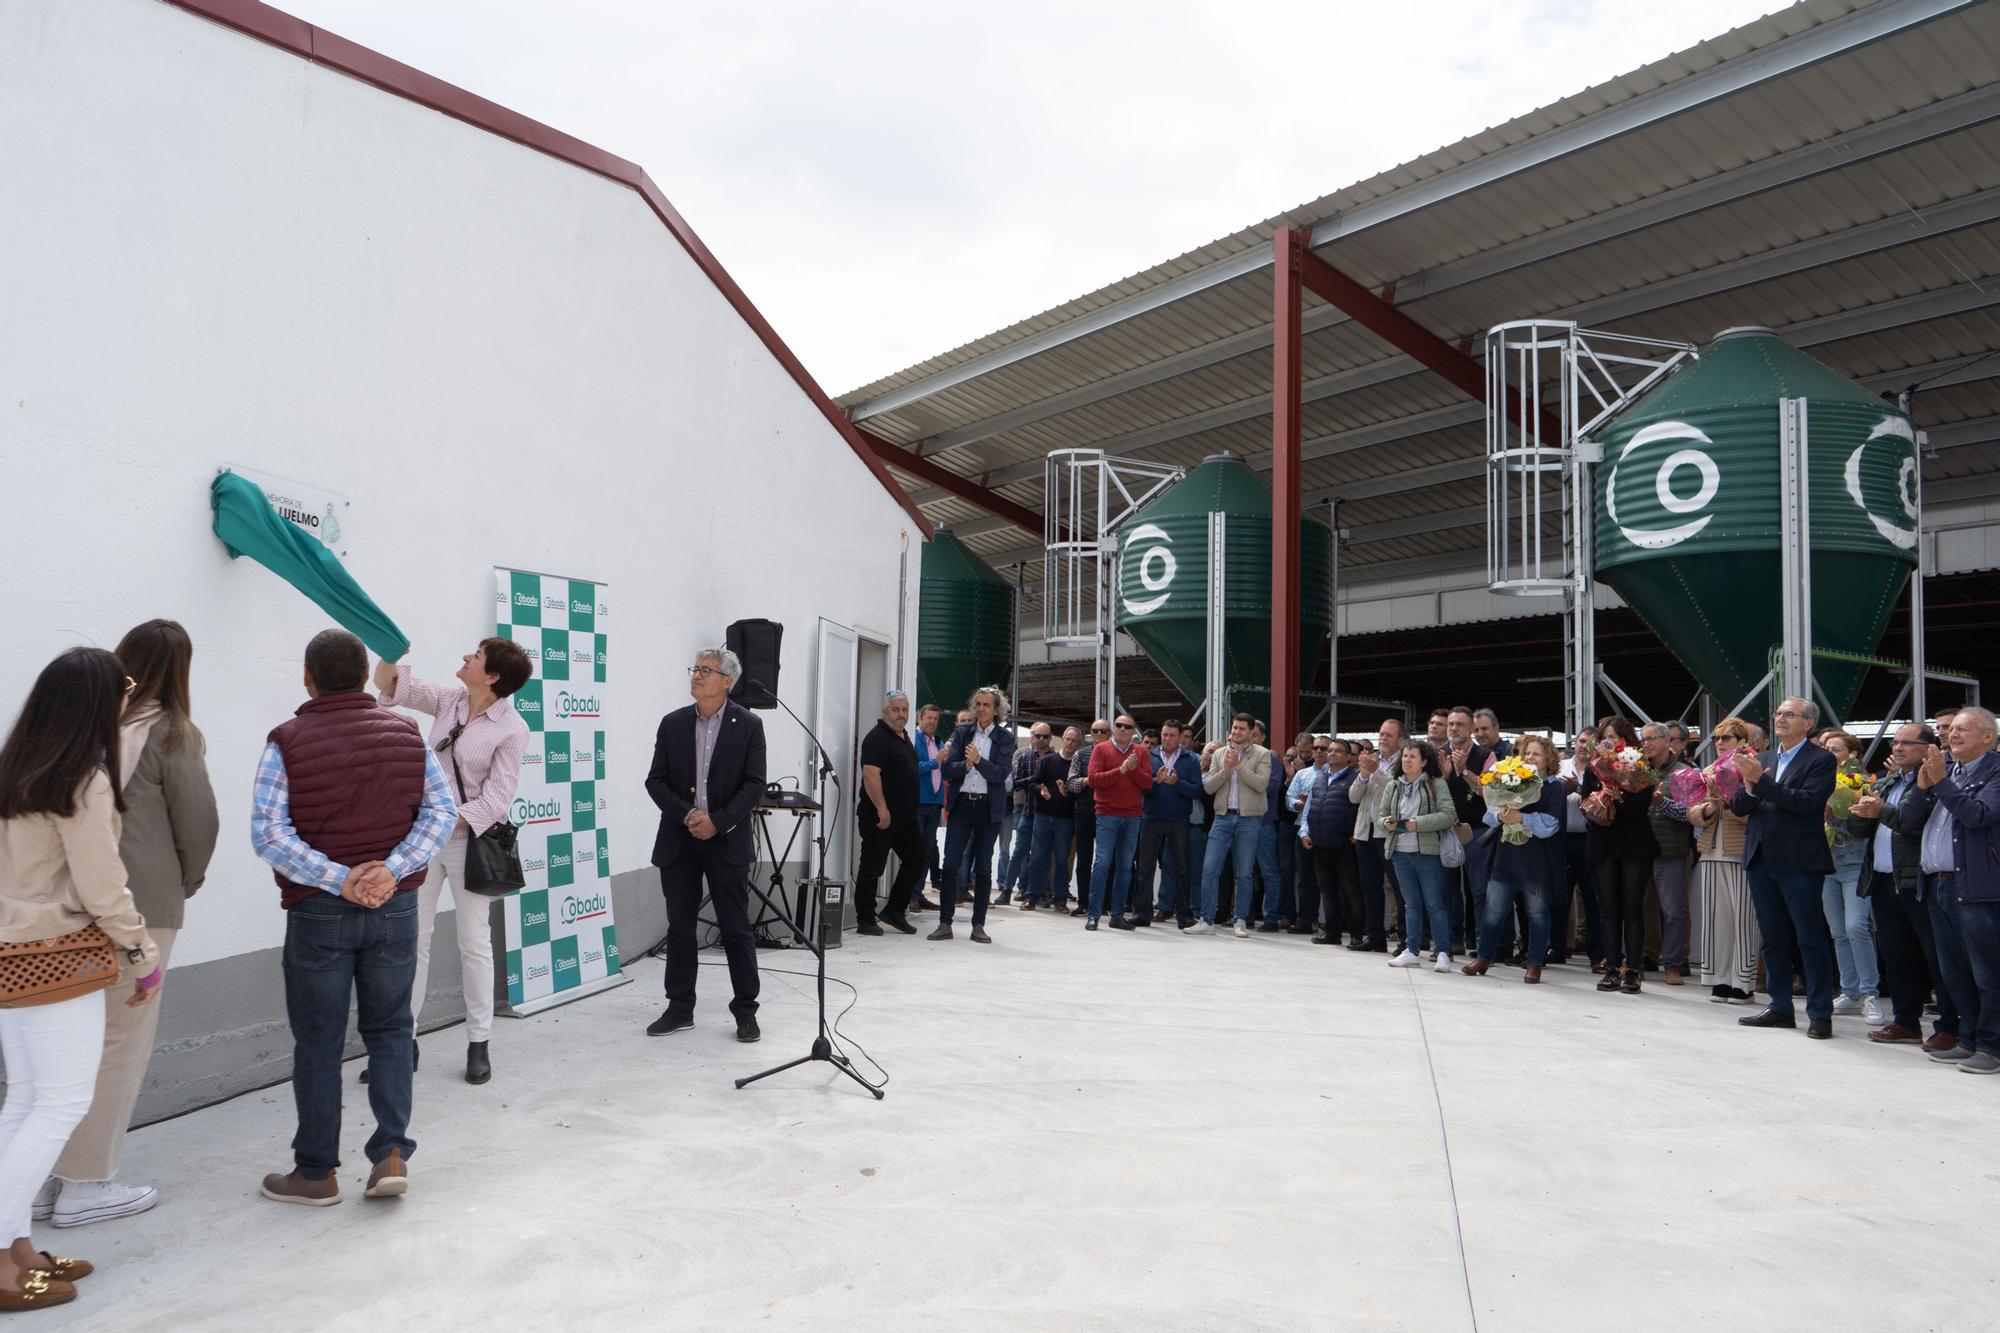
{"left": 941, "top": 796, "right": 1000, "bottom": 926}
{"left": 1070, "top": 805, "right": 1096, "bottom": 908}
{"left": 1275, "top": 818, "right": 1300, "bottom": 920}
{"left": 1919, "top": 879, "right": 1965, "bottom": 1037}
{"left": 1353, "top": 837, "right": 1388, "bottom": 946}
{"left": 1930, "top": 876, "right": 1999, "bottom": 1055}
{"left": 915, "top": 804, "right": 943, "bottom": 890}
{"left": 1294, "top": 837, "right": 1319, "bottom": 923}
{"left": 855, "top": 814, "right": 924, "bottom": 924}
{"left": 1563, "top": 832, "right": 1599, "bottom": 961}
{"left": 1593, "top": 855, "right": 1650, "bottom": 973}
{"left": 1745, "top": 861, "right": 1836, "bottom": 1023}
{"left": 1874, "top": 882, "right": 1949, "bottom": 1034}
{"left": 1137, "top": 819, "right": 1190, "bottom": 917}
{"left": 1310, "top": 842, "right": 1358, "bottom": 936}
{"left": 283, "top": 892, "right": 418, "bottom": 1177}
{"left": 661, "top": 842, "right": 761, "bottom": 1020}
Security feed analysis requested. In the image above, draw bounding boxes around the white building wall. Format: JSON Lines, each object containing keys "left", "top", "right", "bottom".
{"left": 0, "top": 0, "right": 919, "bottom": 972}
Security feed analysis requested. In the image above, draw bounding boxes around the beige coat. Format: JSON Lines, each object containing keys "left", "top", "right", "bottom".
{"left": 118, "top": 727, "right": 218, "bottom": 931}
{"left": 1201, "top": 743, "right": 1272, "bottom": 818}
{"left": 0, "top": 772, "right": 159, "bottom": 968}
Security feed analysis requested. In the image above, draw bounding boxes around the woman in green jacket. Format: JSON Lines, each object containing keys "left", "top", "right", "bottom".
{"left": 1377, "top": 740, "right": 1459, "bottom": 973}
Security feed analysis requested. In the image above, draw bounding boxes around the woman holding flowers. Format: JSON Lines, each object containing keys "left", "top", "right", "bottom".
{"left": 1580, "top": 715, "right": 1659, "bottom": 995}
{"left": 1819, "top": 730, "right": 1885, "bottom": 1026}
{"left": 1463, "top": 735, "right": 1566, "bottom": 982}
{"left": 1378, "top": 740, "right": 1459, "bottom": 973}
{"left": 1688, "top": 716, "right": 1757, "bottom": 1002}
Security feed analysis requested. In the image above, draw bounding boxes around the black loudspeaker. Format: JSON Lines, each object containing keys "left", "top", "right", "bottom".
{"left": 726, "top": 619, "right": 783, "bottom": 709}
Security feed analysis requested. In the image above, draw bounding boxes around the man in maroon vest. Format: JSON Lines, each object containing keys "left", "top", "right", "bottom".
{"left": 251, "top": 629, "right": 457, "bottom": 1206}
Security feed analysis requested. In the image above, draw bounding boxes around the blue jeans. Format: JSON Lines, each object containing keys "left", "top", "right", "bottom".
{"left": 940, "top": 798, "right": 1000, "bottom": 927}
{"left": 283, "top": 892, "right": 419, "bottom": 1177}
{"left": 1240, "top": 821, "right": 1284, "bottom": 924}
{"left": 1479, "top": 873, "right": 1550, "bottom": 965}
{"left": 1951, "top": 893, "right": 2000, "bottom": 1057}
{"left": 1201, "top": 814, "right": 1259, "bottom": 924}
{"left": 1393, "top": 850, "right": 1453, "bottom": 957}
{"left": 1821, "top": 841, "right": 1878, "bottom": 998}
{"left": 915, "top": 803, "right": 943, "bottom": 890}
{"left": 1745, "top": 862, "right": 1837, "bottom": 1022}
{"left": 1089, "top": 815, "right": 1144, "bottom": 918}
{"left": 1024, "top": 814, "right": 1073, "bottom": 905}
{"left": 1000, "top": 804, "right": 1036, "bottom": 892}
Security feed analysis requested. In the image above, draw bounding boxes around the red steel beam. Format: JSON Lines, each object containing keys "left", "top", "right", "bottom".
{"left": 856, "top": 428, "right": 1045, "bottom": 538}
{"left": 1271, "top": 228, "right": 1305, "bottom": 746}
{"left": 1296, "top": 248, "right": 1561, "bottom": 441}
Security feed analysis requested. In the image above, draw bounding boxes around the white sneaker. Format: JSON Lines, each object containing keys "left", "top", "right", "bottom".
{"left": 53, "top": 1179, "right": 159, "bottom": 1228}
{"left": 1832, "top": 993, "right": 1862, "bottom": 1016}
{"left": 1861, "top": 995, "right": 1887, "bottom": 1025}
{"left": 1232, "top": 920, "right": 1249, "bottom": 938}
{"left": 1434, "top": 951, "right": 1452, "bottom": 974}
{"left": 30, "top": 1176, "right": 58, "bottom": 1222}
{"left": 1388, "top": 949, "right": 1422, "bottom": 968}
{"left": 1181, "top": 920, "right": 1214, "bottom": 935}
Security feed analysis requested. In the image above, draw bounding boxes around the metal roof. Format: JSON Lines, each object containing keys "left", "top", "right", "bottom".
{"left": 837, "top": 0, "right": 2000, "bottom": 600}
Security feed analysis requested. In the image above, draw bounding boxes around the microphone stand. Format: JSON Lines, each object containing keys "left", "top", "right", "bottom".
{"left": 733, "top": 682, "right": 883, "bottom": 1099}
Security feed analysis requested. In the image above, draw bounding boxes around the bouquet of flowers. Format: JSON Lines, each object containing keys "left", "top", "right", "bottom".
{"left": 1478, "top": 755, "right": 1544, "bottom": 844}
{"left": 1668, "top": 747, "right": 1746, "bottom": 808}
{"left": 1581, "top": 745, "right": 1659, "bottom": 825}
{"left": 1825, "top": 762, "right": 1874, "bottom": 845}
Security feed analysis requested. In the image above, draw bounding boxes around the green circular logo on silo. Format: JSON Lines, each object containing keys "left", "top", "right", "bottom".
{"left": 1843, "top": 415, "right": 1917, "bottom": 551}
{"left": 1122, "top": 522, "right": 1176, "bottom": 616}
{"left": 1605, "top": 420, "right": 1720, "bottom": 550}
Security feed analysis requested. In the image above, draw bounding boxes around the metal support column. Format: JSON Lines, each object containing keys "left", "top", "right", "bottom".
{"left": 1009, "top": 560, "right": 1024, "bottom": 718}
{"left": 1777, "top": 397, "right": 1813, "bottom": 710}
{"left": 1326, "top": 497, "right": 1341, "bottom": 739}
{"left": 1904, "top": 390, "right": 1929, "bottom": 723}
{"left": 1270, "top": 226, "right": 1305, "bottom": 747}
{"left": 1569, "top": 441, "right": 1600, "bottom": 736}
{"left": 1206, "top": 511, "right": 1229, "bottom": 743}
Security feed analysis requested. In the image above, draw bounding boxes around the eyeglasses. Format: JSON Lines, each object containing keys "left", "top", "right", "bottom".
{"left": 688, "top": 666, "right": 723, "bottom": 680}
{"left": 1115, "top": 721, "right": 1136, "bottom": 730}
{"left": 1090, "top": 727, "right": 1110, "bottom": 735}
{"left": 1774, "top": 708, "right": 1806, "bottom": 719}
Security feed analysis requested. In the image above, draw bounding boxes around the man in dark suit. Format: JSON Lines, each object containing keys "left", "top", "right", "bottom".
{"left": 930, "top": 686, "right": 1016, "bottom": 943}
{"left": 644, "top": 646, "right": 767, "bottom": 1042}
{"left": 1728, "top": 695, "right": 1840, "bottom": 1039}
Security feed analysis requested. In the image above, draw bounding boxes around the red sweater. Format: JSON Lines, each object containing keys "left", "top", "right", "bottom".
{"left": 1087, "top": 739, "right": 1155, "bottom": 817}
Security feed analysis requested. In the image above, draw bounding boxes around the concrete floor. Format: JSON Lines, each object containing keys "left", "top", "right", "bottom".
{"left": 34, "top": 906, "right": 1999, "bottom": 1332}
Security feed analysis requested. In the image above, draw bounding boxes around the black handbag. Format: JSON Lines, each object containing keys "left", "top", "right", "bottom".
{"left": 440, "top": 721, "right": 526, "bottom": 896}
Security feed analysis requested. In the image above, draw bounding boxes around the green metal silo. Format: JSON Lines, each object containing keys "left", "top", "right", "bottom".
{"left": 916, "top": 528, "right": 1014, "bottom": 716}
{"left": 1117, "top": 453, "right": 1332, "bottom": 723}
{"left": 1594, "top": 327, "right": 1918, "bottom": 721}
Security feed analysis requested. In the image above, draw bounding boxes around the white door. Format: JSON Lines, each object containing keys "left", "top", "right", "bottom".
{"left": 812, "top": 619, "right": 860, "bottom": 887}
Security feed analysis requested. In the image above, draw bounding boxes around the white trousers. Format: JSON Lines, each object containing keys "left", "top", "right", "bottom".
{"left": 0, "top": 990, "right": 105, "bottom": 1239}
{"left": 412, "top": 836, "right": 497, "bottom": 1043}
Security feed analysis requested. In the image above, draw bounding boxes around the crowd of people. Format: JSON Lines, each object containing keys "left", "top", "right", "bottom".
{"left": 2, "top": 628, "right": 1996, "bottom": 1313}
{"left": 853, "top": 691, "right": 2000, "bottom": 1063}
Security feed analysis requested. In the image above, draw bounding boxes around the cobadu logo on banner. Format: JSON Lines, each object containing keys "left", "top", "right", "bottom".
{"left": 1844, "top": 416, "right": 1918, "bottom": 550}
{"left": 553, "top": 691, "right": 602, "bottom": 721}
{"left": 561, "top": 892, "right": 610, "bottom": 926}
{"left": 1605, "top": 421, "right": 1722, "bottom": 551}
{"left": 542, "top": 593, "right": 566, "bottom": 613}
{"left": 1121, "top": 522, "right": 1176, "bottom": 616}
{"left": 521, "top": 854, "right": 547, "bottom": 874}
{"left": 512, "top": 796, "right": 563, "bottom": 827}
{"left": 514, "top": 591, "right": 539, "bottom": 612}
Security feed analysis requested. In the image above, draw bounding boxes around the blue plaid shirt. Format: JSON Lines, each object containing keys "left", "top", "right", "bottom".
{"left": 250, "top": 741, "right": 458, "bottom": 894}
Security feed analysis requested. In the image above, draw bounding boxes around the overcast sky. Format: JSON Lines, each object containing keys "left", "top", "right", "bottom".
{"left": 280, "top": 0, "right": 1780, "bottom": 394}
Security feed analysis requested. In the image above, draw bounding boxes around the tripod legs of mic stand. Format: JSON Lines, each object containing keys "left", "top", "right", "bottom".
{"left": 734, "top": 1033, "right": 882, "bottom": 1098}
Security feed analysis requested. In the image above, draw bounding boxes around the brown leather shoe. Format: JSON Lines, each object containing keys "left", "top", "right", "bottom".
{"left": 260, "top": 1170, "right": 340, "bottom": 1207}
{"left": 1665, "top": 967, "right": 1684, "bottom": 986}
{"left": 1460, "top": 959, "right": 1490, "bottom": 976}
{"left": 1523, "top": 965, "right": 1543, "bottom": 985}
{"left": 1868, "top": 1024, "right": 1923, "bottom": 1044}
{"left": 0, "top": 1271, "right": 75, "bottom": 1311}
{"left": 365, "top": 1151, "right": 408, "bottom": 1199}
{"left": 1922, "top": 1031, "right": 1963, "bottom": 1053}
{"left": 35, "top": 1252, "right": 89, "bottom": 1282}
{"left": 1591, "top": 960, "right": 1608, "bottom": 975}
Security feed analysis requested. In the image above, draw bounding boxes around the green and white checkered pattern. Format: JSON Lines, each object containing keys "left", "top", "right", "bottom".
{"left": 495, "top": 568, "right": 619, "bottom": 1009}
